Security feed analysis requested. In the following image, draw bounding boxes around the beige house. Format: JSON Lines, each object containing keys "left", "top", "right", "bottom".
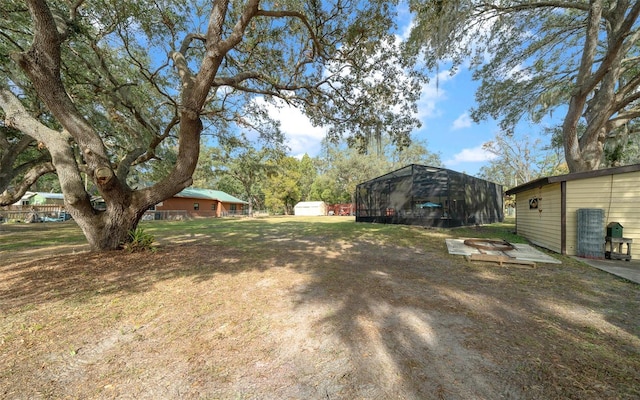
{"left": 505, "top": 164, "right": 640, "bottom": 259}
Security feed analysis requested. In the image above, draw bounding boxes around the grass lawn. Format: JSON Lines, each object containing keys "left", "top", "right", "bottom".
{"left": 1, "top": 216, "right": 639, "bottom": 399}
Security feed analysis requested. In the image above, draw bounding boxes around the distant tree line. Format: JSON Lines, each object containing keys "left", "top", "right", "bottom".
{"left": 188, "top": 136, "right": 442, "bottom": 215}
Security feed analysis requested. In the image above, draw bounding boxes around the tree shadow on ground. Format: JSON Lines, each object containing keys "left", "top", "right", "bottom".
{"left": 288, "top": 237, "right": 640, "bottom": 399}
{"left": 0, "top": 242, "right": 270, "bottom": 311}
{"left": 1, "top": 220, "right": 639, "bottom": 399}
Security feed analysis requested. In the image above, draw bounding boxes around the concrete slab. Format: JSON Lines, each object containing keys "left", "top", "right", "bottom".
{"left": 446, "top": 239, "right": 562, "bottom": 264}
{"left": 446, "top": 238, "right": 640, "bottom": 284}
{"left": 576, "top": 257, "right": 640, "bottom": 285}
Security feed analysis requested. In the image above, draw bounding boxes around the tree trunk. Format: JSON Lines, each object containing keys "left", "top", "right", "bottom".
{"left": 560, "top": 0, "right": 638, "bottom": 173}
{"left": 247, "top": 198, "right": 253, "bottom": 216}
{"left": 74, "top": 208, "right": 140, "bottom": 251}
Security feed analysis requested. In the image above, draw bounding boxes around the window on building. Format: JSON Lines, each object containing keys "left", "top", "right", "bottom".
{"left": 194, "top": 202, "right": 199, "bottom": 210}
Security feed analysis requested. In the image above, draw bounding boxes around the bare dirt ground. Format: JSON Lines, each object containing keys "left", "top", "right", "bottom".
{"left": 1, "top": 221, "right": 639, "bottom": 399}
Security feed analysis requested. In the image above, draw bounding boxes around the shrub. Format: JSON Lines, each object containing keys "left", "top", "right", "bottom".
{"left": 123, "top": 227, "right": 155, "bottom": 252}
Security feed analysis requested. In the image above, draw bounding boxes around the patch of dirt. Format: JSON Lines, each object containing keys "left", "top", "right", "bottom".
{"left": 1, "top": 227, "right": 639, "bottom": 399}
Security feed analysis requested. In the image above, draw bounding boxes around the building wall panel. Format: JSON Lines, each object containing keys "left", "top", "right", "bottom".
{"left": 566, "top": 173, "right": 640, "bottom": 258}
{"left": 515, "top": 170, "right": 640, "bottom": 259}
{"left": 515, "top": 184, "right": 562, "bottom": 253}
{"left": 157, "top": 198, "right": 218, "bottom": 217}
{"left": 565, "top": 176, "right": 611, "bottom": 256}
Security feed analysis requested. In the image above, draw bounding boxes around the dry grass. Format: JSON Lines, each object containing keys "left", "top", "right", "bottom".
{"left": 1, "top": 217, "right": 639, "bottom": 399}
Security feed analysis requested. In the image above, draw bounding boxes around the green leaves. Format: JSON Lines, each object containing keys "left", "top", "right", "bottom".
{"left": 310, "top": 137, "right": 442, "bottom": 205}
{"left": 123, "top": 227, "right": 156, "bottom": 253}
{"left": 406, "top": 0, "right": 640, "bottom": 172}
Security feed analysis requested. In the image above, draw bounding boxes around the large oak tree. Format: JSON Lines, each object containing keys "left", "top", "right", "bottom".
{"left": 406, "top": 0, "right": 640, "bottom": 173}
{"left": 0, "top": 0, "right": 421, "bottom": 250}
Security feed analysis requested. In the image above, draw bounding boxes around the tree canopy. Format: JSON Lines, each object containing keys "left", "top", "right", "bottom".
{"left": 406, "top": 0, "right": 640, "bottom": 172}
{"left": 1, "top": 0, "right": 422, "bottom": 250}
{"left": 310, "top": 137, "right": 442, "bottom": 205}
{"left": 478, "top": 131, "right": 567, "bottom": 187}
{"left": 200, "top": 137, "right": 285, "bottom": 215}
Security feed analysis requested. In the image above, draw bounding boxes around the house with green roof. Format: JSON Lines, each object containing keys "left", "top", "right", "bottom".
{"left": 155, "top": 188, "right": 248, "bottom": 218}
{"left": 16, "top": 191, "right": 65, "bottom": 206}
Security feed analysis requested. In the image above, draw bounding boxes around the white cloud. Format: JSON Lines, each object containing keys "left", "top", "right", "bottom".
{"left": 398, "top": 20, "right": 415, "bottom": 41}
{"left": 395, "top": 1, "right": 414, "bottom": 40}
{"left": 451, "top": 112, "right": 472, "bottom": 130}
{"left": 445, "top": 145, "right": 498, "bottom": 165}
{"left": 255, "top": 97, "right": 327, "bottom": 157}
{"left": 416, "top": 69, "right": 457, "bottom": 121}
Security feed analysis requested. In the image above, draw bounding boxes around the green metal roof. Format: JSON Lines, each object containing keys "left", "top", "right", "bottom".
{"left": 34, "top": 192, "right": 65, "bottom": 200}
{"left": 175, "top": 188, "right": 248, "bottom": 204}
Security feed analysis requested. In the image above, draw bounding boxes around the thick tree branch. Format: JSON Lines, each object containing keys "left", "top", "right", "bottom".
{"left": 0, "top": 133, "right": 42, "bottom": 191}
{"left": 17, "top": 0, "right": 112, "bottom": 175}
{"left": 607, "top": 107, "right": 640, "bottom": 129}
{"left": 68, "top": 0, "right": 85, "bottom": 19}
{"left": 178, "top": 32, "right": 207, "bottom": 55}
{"left": 573, "top": 0, "right": 603, "bottom": 96}
{"left": 213, "top": 71, "right": 262, "bottom": 87}
{"left": 477, "top": 1, "right": 591, "bottom": 13}
{"left": 171, "top": 50, "right": 195, "bottom": 91}
{"left": 0, "top": 89, "right": 71, "bottom": 143}
{"left": 0, "top": 88, "right": 90, "bottom": 213}
{"left": 614, "top": 81, "right": 640, "bottom": 112}
{"left": 217, "top": 0, "right": 258, "bottom": 55}
{"left": 256, "top": 9, "right": 323, "bottom": 57}
{"left": 0, "top": 161, "right": 55, "bottom": 206}
{"left": 582, "top": 1, "right": 640, "bottom": 94}
{"left": 116, "top": 147, "right": 145, "bottom": 182}
{"left": 132, "top": 115, "right": 180, "bottom": 166}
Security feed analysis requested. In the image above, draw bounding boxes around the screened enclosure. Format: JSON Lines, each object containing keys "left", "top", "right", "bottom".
{"left": 356, "top": 164, "right": 503, "bottom": 227}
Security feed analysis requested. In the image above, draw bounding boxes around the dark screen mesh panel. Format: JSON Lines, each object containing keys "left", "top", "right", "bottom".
{"left": 355, "top": 164, "right": 503, "bottom": 227}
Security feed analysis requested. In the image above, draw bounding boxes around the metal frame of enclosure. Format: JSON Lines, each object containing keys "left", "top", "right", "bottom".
{"left": 355, "top": 164, "right": 504, "bottom": 227}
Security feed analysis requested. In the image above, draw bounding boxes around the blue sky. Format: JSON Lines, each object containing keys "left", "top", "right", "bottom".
{"left": 409, "top": 67, "right": 501, "bottom": 176}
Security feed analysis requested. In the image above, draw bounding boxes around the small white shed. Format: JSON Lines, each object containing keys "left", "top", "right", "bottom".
{"left": 294, "top": 201, "right": 327, "bottom": 216}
